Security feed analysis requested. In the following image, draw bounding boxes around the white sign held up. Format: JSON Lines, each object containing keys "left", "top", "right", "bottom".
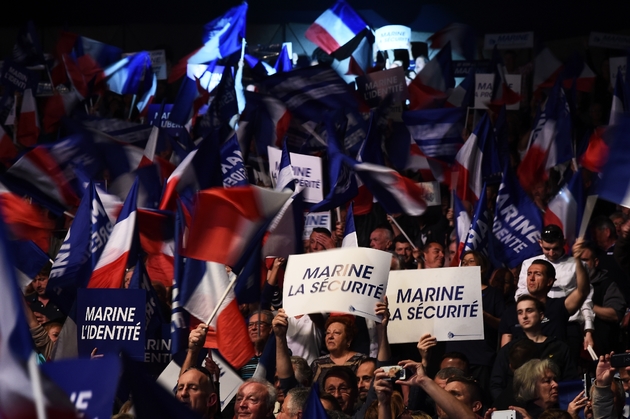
{"left": 386, "top": 267, "right": 484, "bottom": 344}
{"left": 303, "top": 211, "right": 332, "bottom": 240}
{"left": 375, "top": 26, "right": 411, "bottom": 51}
{"left": 474, "top": 73, "right": 521, "bottom": 110}
{"left": 484, "top": 32, "right": 534, "bottom": 50}
{"left": 268, "top": 146, "right": 324, "bottom": 204}
{"left": 589, "top": 32, "right": 630, "bottom": 51}
{"left": 283, "top": 248, "right": 391, "bottom": 322}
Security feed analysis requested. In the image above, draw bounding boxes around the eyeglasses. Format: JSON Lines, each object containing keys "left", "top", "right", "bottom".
{"left": 325, "top": 386, "right": 351, "bottom": 395}
{"left": 248, "top": 321, "right": 270, "bottom": 329}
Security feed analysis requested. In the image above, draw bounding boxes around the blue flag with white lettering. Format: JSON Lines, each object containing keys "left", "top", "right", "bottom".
{"left": 491, "top": 167, "right": 542, "bottom": 268}
{"left": 48, "top": 183, "right": 114, "bottom": 314}
{"left": 463, "top": 183, "right": 492, "bottom": 259}
{"left": 220, "top": 134, "right": 249, "bottom": 187}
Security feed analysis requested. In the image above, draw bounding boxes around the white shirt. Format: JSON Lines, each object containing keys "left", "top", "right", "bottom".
{"left": 286, "top": 315, "right": 322, "bottom": 365}
{"left": 516, "top": 253, "right": 595, "bottom": 330}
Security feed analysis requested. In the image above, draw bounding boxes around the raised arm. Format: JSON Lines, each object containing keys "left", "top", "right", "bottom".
{"left": 565, "top": 239, "right": 591, "bottom": 315}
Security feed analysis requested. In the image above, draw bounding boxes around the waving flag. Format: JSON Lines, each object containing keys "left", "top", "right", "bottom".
{"left": 403, "top": 106, "right": 465, "bottom": 164}
{"left": 428, "top": 23, "right": 476, "bottom": 61}
{"left": 452, "top": 193, "right": 472, "bottom": 265}
{"left": 453, "top": 113, "right": 499, "bottom": 204}
{"left": 544, "top": 169, "right": 585, "bottom": 249}
{"left": 221, "top": 133, "right": 249, "bottom": 187}
{"left": 305, "top": 0, "right": 368, "bottom": 55}
{"left": 171, "top": 203, "right": 191, "bottom": 355}
{"left": 489, "top": 47, "right": 521, "bottom": 108}
{"left": 48, "top": 184, "right": 113, "bottom": 313}
{"left": 533, "top": 47, "right": 563, "bottom": 94}
{"left": 491, "top": 167, "right": 542, "bottom": 268}
{"left": 558, "top": 52, "right": 596, "bottom": 93}
{"left": 137, "top": 208, "right": 175, "bottom": 287}
{"left": 517, "top": 80, "right": 572, "bottom": 192}
{"left": 609, "top": 68, "right": 626, "bottom": 126}
{"left": 599, "top": 114, "right": 630, "bottom": 208}
{"left": 341, "top": 203, "right": 358, "bottom": 248}
{"left": 104, "top": 52, "right": 155, "bottom": 113}
{"left": 0, "top": 124, "right": 17, "bottom": 166}
{"left": 274, "top": 45, "right": 292, "bottom": 73}
{"left": 446, "top": 67, "right": 476, "bottom": 108}
{"left": 87, "top": 180, "right": 139, "bottom": 289}
{"left": 0, "top": 212, "right": 77, "bottom": 419}
{"left": 16, "top": 88, "right": 40, "bottom": 147}
{"left": 463, "top": 184, "right": 492, "bottom": 257}
{"left": 180, "top": 186, "right": 292, "bottom": 266}
{"left": 408, "top": 43, "right": 454, "bottom": 110}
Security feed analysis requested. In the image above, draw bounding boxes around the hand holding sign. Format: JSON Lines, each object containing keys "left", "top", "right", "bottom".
{"left": 272, "top": 308, "right": 289, "bottom": 338}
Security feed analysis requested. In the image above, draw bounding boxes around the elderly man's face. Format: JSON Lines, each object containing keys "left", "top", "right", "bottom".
{"left": 176, "top": 369, "right": 215, "bottom": 416}
{"left": 236, "top": 382, "right": 270, "bottom": 419}
{"left": 369, "top": 230, "right": 391, "bottom": 251}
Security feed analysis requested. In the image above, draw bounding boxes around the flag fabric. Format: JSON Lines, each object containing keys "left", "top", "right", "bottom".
{"left": 403, "top": 106, "right": 466, "bottom": 164}
{"left": 252, "top": 332, "right": 277, "bottom": 383}
{"left": 305, "top": 0, "right": 368, "bottom": 55}
{"left": 200, "top": 3, "right": 248, "bottom": 61}
{"left": 137, "top": 208, "right": 175, "bottom": 287}
{"left": 274, "top": 45, "right": 292, "bottom": 73}
{"left": 220, "top": 133, "right": 249, "bottom": 187}
{"left": 463, "top": 184, "right": 492, "bottom": 257}
{"left": 87, "top": 180, "right": 138, "bottom": 289}
{"left": 427, "top": 23, "right": 476, "bottom": 61}
{"left": 13, "top": 240, "right": 50, "bottom": 291}
{"left": 517, "top": 80, "right": 572, "bottom": 192}
{"left": 489, "top": 47, "right": 521, "bottom": 108}
{"left": 274, "top": 141, "right": 295, "bottom": 191}
{"left": 104, "top": 52, "right": 155, "bottom": 113}
{"left": 599, "top": 114, "right": 630, "bottom": 208}
{"left": 446, "top": 67, "right": 476, "bottom": 108}
{"left": 195, "top": 66, "right": 239, "bottom": 141}
{"left": 47, "top": 183, "right": 114, "bottom": 313}
{"left": 261, "top": 187, "right": 305, "bottom": 261}
{"left": 533, "top": 47, "right": 563, "bottom": 94}
{"left": 491, "top": 166, "right": 542, "bottom": 268}
{"left": 408, "top": 43, "right": 454, "bottom": 110}
{"left": 341, "top": 203, "right": 358, "bottom": 248}
{"left": 609, "top": 68, "right": 626, "bottom": 126}
{"left": 452, "top": 113, "right": 499, "bottom": 204}
{"left": 241, "top": 91, "right": 291, "bottom": 155}
{"left": 16, "top": 88, "right": 40, "bottom": 147}
{"left": 559, "top": 52, "right": 596, "bottom": 93}
{"left": 0, "top": 211, "right": 77, "bottom": 419}
{"left": 544, "top": 169, "right": 585, "bottom": 249}
{"left": 579, "top": 127, "right": 608, "bottom": 173}
{"left": 452, "top": 193, "right": 472, "bottom": 265}
{"left": 42, "top": 88, "right": 82, "bottom": 134}
{"left": 303, "top": 383, "right": 328, "bottom": 419}
{"left": 180, "top": 186, "right": 292, "bottom": 266}
{"left": 171, "top": 203, "right": 191, "bottom": 355}
{"left": 331, "top": 29, "right": 373, "bottom": 81}
{"left": 168, "top": 62, "right": 218, "bottom": 126}
{"left": 0, "top": 124, "right": 17, "bottom": 166}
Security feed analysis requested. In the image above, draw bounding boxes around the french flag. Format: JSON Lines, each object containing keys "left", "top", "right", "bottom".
{"left": 609, "top": 67, "right": 626, "bottom": 126}
{"left": 452, "top": 113, "right": 499, "bottom": 205}
{"left": 408, "top": 43, "right": 454, "bottom": 110}
{"left": 274, "top": 45, "right": 292, "bottom": 73}
{"left": 599, "top": 114, "right": 630, "bottom": 208}
{"left": 403, "top": 106, "right": 465, "bottom": 165}
{"left": 517, "top": 80, "right": 572, "bottom": 192}
{"left": 341, "top": 203, "right": 358, "bottom": 248}
{"left": 453, "top": 193, "right": 472, "bottom": 265}
{"left": 48, "top": 183, "right": 113, "bottom": 314}
{"left": 533, "top": 48, "right": 563, "bottom": 94}
{"left": 87, "top": 180, "right": 139, "bottom": 289}
{"left": 137, "top": 208, "right": 175, "bottom": 287}
{"left": 242, "top": 90, "right": 291, "bottom": 152}
{"left": 427, "top": 23, "right": 476, "bottom": 61}
{"left": 221, "top": 134, "right": 249, "bottom": 188}
{"left": 0, "top": 212, "right": 77, "bottom": 419}
{"left": 274, "top": 141, "right": 295, "bottom": 191}
{"left": 13, "top": 240, "right": 50, "bottom": 292}
{"left": 16, "top": 88, "right": 40, "bottom": 147}
{"left": 579, "top": 127, "right": 608, "bottom": 173}
{"left": 544, "top": 169, "right": 584, "bottom": 249}
{"left": 446, "top": 68, "right": 476, "bottom": 108}
{"left": 489, "top": 47, "right": 521, "bottom": 108}
{"left": 305, "top": 0, "right": 368, "bottom": 55}
{"left": 180, "top": 186, "right": 292, "bottom": 266}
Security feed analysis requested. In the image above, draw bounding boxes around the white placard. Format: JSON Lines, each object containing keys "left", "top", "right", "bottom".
{"left": 268, "top": 146, "right": 324, "bottom": 204}
{"left": 474, "top": 73, "right": 521, "bottom": 110}
{"left": 283, "top": 247, "right": 391, "bottom": 322}
{"left": 418, "top": 181, "right": 441, "bottom": 207}
{"left": 303, "top": 211, "right": 332, "bottom": 240}
{"left": 589, "top": 32, "right": 630, "bottom": 50}
{"left": 609, "top": 57, "right": 627, "bottom": 84}
{"left": 156, "top": 350, "right": 244, "bottom": 411}
{"left": 484, "top": 32, "right": 534, "bottom": 50}
{"left": 375, "top": 26, "right": 411, "bottom": 51}
{"left": 386, "top": 267, "right": 484, "bottom": 344}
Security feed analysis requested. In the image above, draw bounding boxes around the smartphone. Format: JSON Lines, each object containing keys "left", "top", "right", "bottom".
{"left": 491, "top": 410, "right": 516, "bottom": 419}
{"left": 381, "top": 365, "right": 408, "bottom": 381}
{"left": 611, "top": 353, "right": 630, "bottom": 368}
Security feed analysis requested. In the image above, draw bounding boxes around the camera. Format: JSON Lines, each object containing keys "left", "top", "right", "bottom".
{"left": 610, "top": 353, "right": 630, "bottom": 368}
{"left": 491, "top": 410, "right": 516, "bottom": 419}
{"left": 381, "top": 366, "right": 407, "bottom": 381}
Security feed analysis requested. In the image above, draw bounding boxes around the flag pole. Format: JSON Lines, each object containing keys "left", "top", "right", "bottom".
{"left": 388, "top": 215, "right": 417, "bottom": 250}
{"left": 241, "top": 38, "right": 246, "bottom": 60}
{"left": 205, "top": 270, "right": 239, "bottom": 327}
{"left": 28, "top": 352, "right": 48, "bottom": 419}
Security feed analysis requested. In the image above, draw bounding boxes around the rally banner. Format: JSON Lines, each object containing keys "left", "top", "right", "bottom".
{"left": 41, "top": 356, "right": 122, "bottom": 419}
{"left": 76, "top": 288, "right": 146, "bottom": 360}
{"left": 1, "top": 60, "right": 33, "bottom": 93}
{"left": 144, "top": 324, "right": 173, "bottom": 378}
{"left": 147, "top": 104, "right": 189, "bottom": 137}
{"left": 484, "top": 32, "right": 534, "bottom": 50}
{"left": 474, "top": 73, "right": 521, "bottom": 110}
{"left": 355, "top": 67, "right": 409, "bottom": 108}
{"left": 302, "top": 211, "right": 332, "bottom": 240}
{"left": 589, "top": 32, "right": 630, "bottom": 50}
{"left": 283, "top": 247, "right": 391, "bottom": 322}
{"left": 375, "top": 25, "right": 411, "bottom": 51}
{"left": 609, "top": 57, "right": 627, "bottom": 84}
{"left": 268, "top": 146, "right": 324, "bottom": 203}
{"left": 386, "top": 267, "right": 484, "bottom": 343}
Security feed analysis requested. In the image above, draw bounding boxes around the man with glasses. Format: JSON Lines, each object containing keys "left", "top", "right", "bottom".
{"left": 513, "top": 224, "right": 595, "bottom": 356}
{"left": 240, "top": 310, "right": 274, "bottom": 380}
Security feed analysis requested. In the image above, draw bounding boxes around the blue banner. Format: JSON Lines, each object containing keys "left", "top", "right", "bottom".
{"left": 77, "top": 289, "right": 146, "bottom": 360}
{"left": 1, "top": 60, "right": 34, "bottom": 93}
{"left": 42, "top": 356, "right": 121, "bottom": 419}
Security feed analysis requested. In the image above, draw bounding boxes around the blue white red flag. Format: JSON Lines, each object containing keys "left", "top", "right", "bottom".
{"left": 104, "top": 51, "right": 153, "bottom": 96}
{"left": 16, "top": 88, "right": 40, "bottom": 147}
{"left": 171, "top": 203, "right": 190, "bottom": 355}
{"left": 305, "top": 0, "right": 368, "bottom": 55}
{"left": 47, "top": 183, "right": 113, "bottom": 313}
{"left": 13, "top": 240, "right": 49, "bottom": 291}
{"left": 544, "top": 169, "right": 585, "bottom": 249}
{"left": 221, "top": 133, "right": 249, "bottom": 187}
{"left": 446, "top": 67, "right": 476, "bottom": 108}
{"left": 558, "top": 52, "right": 596, "bottom": 93}
{"left": 403, "top": 106, "right": 465, "bottom": 164}
{"left": 533, "top": 48, "right": 563, "bottom": 94}
{"left": 491, "top": 167, "right": 542, "bottom": 268}
{"left": 517, "top": 79, "right": 572, "bottom": 191}
{"left": 408, "top": 43, "right": 454, "bottom": 110}
{"left": 453, "top": 113, "right": 500, "bottom": 204}
{"left": 599, "top": 114, "right": 630, "bottom": 208}
{"left": 196, "top": 3, "right": 247, "bottom": 63}
{"left": 87, "top": 179, "right": 139, "bottom": 289}
{"left": 137, "top": 208, "right": 175, "bottom": 287}
{"left": 427, "top": 23, "right": 476, "bottom": 61}
{"left": 0, "top": 211, "right": 77, "bottom": 418}
{"left": 489, "top": 47, "right": 521, "bottom": 108}
{"left": 609, "top": 67, "right": 626, "bottom": 126}
{"left": 274, "top": 141, "right": 295, "bottom": 191}
{"left": 274, "top": 45, "right": 292, "bottom": 73}
{"left": 341, "top": 203, "right": 358, "bottom": 248}
{"left": 452, "top": 193, "right": 471, "bottom": 265}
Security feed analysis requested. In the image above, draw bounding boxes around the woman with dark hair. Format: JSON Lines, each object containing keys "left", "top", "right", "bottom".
{"left": 311, "top": 315, "right": 366, "bottom": 384}
{"left": 489, "top": 268, "right": 517, "bottom": 304}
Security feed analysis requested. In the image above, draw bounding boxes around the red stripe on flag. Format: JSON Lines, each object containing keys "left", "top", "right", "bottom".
{"left": 305, "top": 23, "right": 342, "bottom": 55}
{"left": 216, "top": 300, "right": 255, "bottom": 369}
{"left": 87, "top": 252, "right": 128, "bottom": 288}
